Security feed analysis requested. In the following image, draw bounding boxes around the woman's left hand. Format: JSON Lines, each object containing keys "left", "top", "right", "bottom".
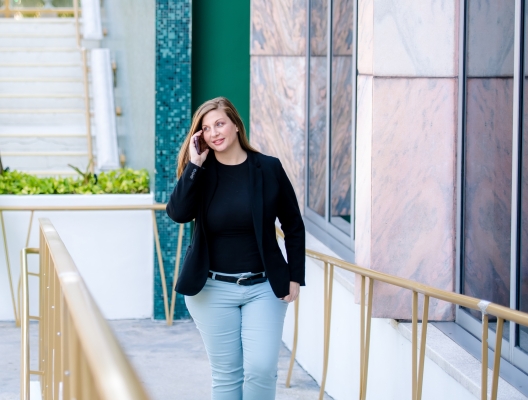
{"left": 282, "top": 281, "right": 300, "bottom": 303}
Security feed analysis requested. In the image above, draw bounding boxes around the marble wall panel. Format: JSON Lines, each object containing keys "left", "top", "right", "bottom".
{"left": 358, "top": 0, "right": 373, "bottom": 74}
{"left": 373, "top": 0, "right": 457, "bottom": 77}
{"left": 355, "top": 74, "right": 373, "bottom": 273}
{"left": 308, "top": 56, "right": 327, "bottom": 216}
{"left": 466, "top": 0, "right": 514, "bottom": 78}
{"left": 370, "top": 77, "right": 457, "bottom": 319}
{"left": 310, "top": 0, "right": 328, "bottom": 56}
{"left": 250, "top": 56, "right": 306, "bottom": 208}
{"left": 463, "top": 78, "right": 512, "bottom": 313}
{"left": 251, "top": 0, "right": 306, "bottom": 56}
{"left": 331, "top": 56, "right": 353, "bottom": 217}
{"left": 332, "top": 0, "right": 353, "bottom": 56}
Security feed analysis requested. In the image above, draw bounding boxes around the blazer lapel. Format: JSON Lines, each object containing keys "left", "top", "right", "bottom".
{"left": 248, "top": 152, "right": 264, "bottom": 259}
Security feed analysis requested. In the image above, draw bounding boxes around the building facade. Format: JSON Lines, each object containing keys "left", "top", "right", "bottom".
{"left": 249, "top": 0, "right": 528, "bottom": 375}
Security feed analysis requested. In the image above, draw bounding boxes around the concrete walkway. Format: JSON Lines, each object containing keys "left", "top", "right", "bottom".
{"left": 0, "top": 320, "right": 332, "bottom": 400}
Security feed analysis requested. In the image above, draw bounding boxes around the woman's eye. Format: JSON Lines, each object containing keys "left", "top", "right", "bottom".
{"left": 202, "top": 127, "right": 208, "bottom": 131}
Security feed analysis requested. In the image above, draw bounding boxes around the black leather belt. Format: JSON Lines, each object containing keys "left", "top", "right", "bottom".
{"left": 208, "top": 272, "right": 267, "bottom": 286}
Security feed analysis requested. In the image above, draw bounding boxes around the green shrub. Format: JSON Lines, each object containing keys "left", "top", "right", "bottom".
{"left": 0, "top": 168, "right": 150, "bottom": 195}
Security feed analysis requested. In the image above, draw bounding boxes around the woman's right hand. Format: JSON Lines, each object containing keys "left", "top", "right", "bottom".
{"left": 189, "top": 130, "right": 209, "bottom": 167}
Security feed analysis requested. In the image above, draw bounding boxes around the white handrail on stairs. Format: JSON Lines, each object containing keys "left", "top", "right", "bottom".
{"left": 81, "top": 0, "right": 103, "bottom": 40}
{"left": 92, "top": 48, "right": 120, "bottom": 170}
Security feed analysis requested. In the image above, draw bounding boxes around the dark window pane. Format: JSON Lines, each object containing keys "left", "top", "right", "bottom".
{"left": 330, "top": 0, "right": 353, "bottom": 232}
{"left": 308, "top": 0, "right": 328, "bottom": 217}
{"left": 462, "top": 0, "right": 514, "bottom": 334}
{"left": 519, "top": 0, "right": 528, "bottom": 354}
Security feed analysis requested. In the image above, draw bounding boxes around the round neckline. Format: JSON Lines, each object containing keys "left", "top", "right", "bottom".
{"left": 216, "top": 157, "right": 248, "bottom": 167}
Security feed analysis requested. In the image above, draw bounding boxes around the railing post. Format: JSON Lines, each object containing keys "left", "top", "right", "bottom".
{"left": 152, "top": 210, "right": 170, "bottom": 323}
{"left": 20, "top": 248, "right": 30, "bottom": 400}
{"left": 73, "top": 0, "right": 81, "bottom": 48}
{"left": 360, "top": 277, "right": 374, "bottom": 400}
{"left": 481, "top": 313, "right": 489, "bottom": 400}
{"left": 412, "top": 291, "right": 418, "bottom": 400}
{"left": 286, "top": 293, "right": 300, "bottom": 388}
{"left": 81, "top": 48, "right": 95, "bottom": 173}
{"left": 490, "top": 318, "right": 504, "bottom": 400}
{"left": 359, "top": 275, "right": 365, "bottom": 399}
{"left": 0, "top": 211, "right": 18, "bottom": 324}
{"left": 416, "top": 295, "right": 429, "bottom": 400}
{"left": 319, "top": 262, "right": 334, "bottom": 400}
{"left": 168, "top": 223, "right": 185, "bottom": 325}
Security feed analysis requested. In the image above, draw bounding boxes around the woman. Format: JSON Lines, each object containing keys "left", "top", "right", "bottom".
{"left": 166, "top": 97, "right": 305, "bottom": 400}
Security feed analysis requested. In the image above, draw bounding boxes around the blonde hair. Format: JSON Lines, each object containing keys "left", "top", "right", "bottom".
{"left": 176, "top": 97, "right": 258, "bottom": 178}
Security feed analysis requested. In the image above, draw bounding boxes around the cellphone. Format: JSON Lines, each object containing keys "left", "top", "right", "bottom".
{"left": 194, "top": 136, "right": 202, "bottom": 155}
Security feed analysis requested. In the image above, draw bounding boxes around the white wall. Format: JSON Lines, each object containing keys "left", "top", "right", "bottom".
{"left": 0, "top": 194, "right": 155, "bottom": 321}
{"left": 100, "top": 1, "right": 156, "bottom": 180}
{"left": 281, "top": 233, "right": 477, "bottom": 400}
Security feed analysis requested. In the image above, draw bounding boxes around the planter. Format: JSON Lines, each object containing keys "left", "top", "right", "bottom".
{"left": 0, "top": 194, "right": 154, "bottom": 320}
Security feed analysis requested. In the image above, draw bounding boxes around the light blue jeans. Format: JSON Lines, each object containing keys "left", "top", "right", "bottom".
{"left": 185, "top": 272, "right": 289, "bottom": 400}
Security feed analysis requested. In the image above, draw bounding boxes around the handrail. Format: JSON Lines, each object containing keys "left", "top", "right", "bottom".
{"left": 276, "top": 227, "right": 528, "bottom": 400}
{"left": 73, "top": 0, "right": 95, "bottom": 173}
{"left": 20, "top": 219, "right": 150, "bottom": 399}
{"left": 0, "top": 203, "right": 183, "bottom": 326}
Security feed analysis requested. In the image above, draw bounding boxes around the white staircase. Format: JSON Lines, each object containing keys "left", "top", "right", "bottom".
{"left": 0, "top": 18, "right": 94, "bottom": 176}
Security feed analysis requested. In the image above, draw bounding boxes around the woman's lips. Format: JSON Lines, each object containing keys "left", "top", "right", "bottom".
{"left": 212, "top": 138, "right": 224, "bottom": 146}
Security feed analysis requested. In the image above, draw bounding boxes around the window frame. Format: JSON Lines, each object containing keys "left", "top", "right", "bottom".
{"left": 304, "top": 0, "right": 358, "bottom": 251}
{"left": 456, "top": 0, "right": 528, "bottom": 373}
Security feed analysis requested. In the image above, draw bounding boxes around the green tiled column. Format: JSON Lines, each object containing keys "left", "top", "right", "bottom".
{"left": 154, "top": 0, "right": 191, "bottom": 320}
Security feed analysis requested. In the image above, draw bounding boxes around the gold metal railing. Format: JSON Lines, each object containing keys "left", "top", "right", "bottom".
{"left": 276, "top": 228, "right": 528, "bottom": 400}
{"left": 20, "top": 218, "right": 150, "bottom": 399}
{"left": 0, "top": 204, "right": 184, "bottom": 327}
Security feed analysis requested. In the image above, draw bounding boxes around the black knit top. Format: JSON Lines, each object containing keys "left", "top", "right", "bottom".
{"left": 206, "top": 158, "right": 265, "bottom": 274}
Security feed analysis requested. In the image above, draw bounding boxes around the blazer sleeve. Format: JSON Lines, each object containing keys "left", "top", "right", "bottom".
{"left": 166, "top": 162, "right": 204, "bottom": 223}
{"left": 275, "top": 160, "right": 306, "bottom": 286}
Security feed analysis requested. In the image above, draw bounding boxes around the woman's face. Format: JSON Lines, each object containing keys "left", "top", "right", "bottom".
{"left": 201, "top": 109, "right": 239, "bottom": 153}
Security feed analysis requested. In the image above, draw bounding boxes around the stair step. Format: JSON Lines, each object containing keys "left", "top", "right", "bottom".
{"left": 0, "top": 65, "right": 83, "bottom": 78}
{"left": 0, "top": 109, "right": 85, "bottom": 113}
{"left": 0, "top": 136, "right": 89, "bottom": 151}
{"left": 0, "top": 47, "right": 79, "bottom": 52}
{"left": 0, "top": 49, "right": 82, "bottom": 63}
{"left": 0, "top": 19, "right": 81, "bottom": 35}
{"left": 0, "top": 133, "right": 86, "bottom": 137}
{"left": 0, "top": 112, "right": 87, "bottom": 125}
{"left": 0, "top": 37, "right": 78, "bottom": 48}
{"left": 0, "top": 81, "right": 85, "bottom": 94}
{"left": 0, "top": 97, "right": 86, "bottom": 109}
{"left": 0, "top": 125, "right": 92, "bottom": 135}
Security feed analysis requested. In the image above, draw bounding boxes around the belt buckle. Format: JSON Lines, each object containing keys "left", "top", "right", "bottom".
{"left": 236, "top": 277, "right": 248, "bottom": 285}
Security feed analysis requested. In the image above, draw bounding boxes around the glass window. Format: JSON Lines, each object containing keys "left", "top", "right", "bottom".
{"left": 306, "top": 0, "right": 356, "bottom": 245}
{"left": 330, "top": 0, "right": 353, "bottom": 233}
{"left": 461, "top": 0, "right": 514, "bottom": 339}
{"left": 307, "top": 0, "right": 328, "bottom": 218}
{"left": 519, "top": 0, "right": 528, "bottom": 355}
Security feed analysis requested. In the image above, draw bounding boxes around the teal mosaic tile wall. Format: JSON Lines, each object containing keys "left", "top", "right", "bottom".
{"left": 154, "top": 0, "right": 191, "bottom": 320}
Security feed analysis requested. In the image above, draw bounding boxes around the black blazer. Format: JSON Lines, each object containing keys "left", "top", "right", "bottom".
{"left": 166, "top": 151, "right": 306, "bottom": 298}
